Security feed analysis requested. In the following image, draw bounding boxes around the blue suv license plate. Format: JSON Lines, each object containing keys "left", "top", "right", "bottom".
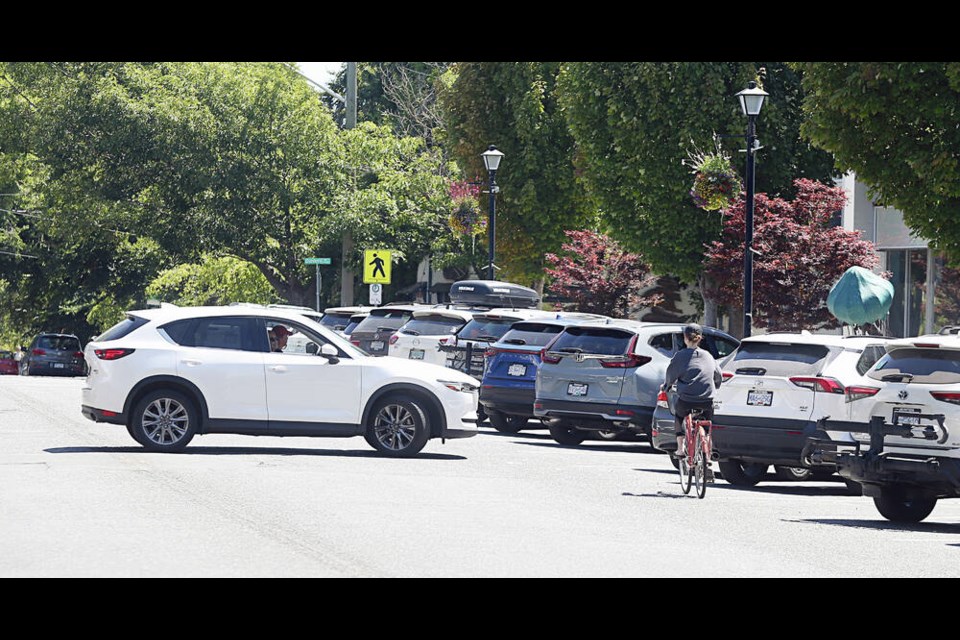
{"left": 568, "top": 382, "right": 588, "bottom": 396}
{"left": 508, "top": 363, "right": 526, "bottom": 376}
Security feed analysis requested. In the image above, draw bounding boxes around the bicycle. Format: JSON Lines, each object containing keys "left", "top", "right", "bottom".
{"left": 677, "top": 408, "right": 713, "bottom": 499}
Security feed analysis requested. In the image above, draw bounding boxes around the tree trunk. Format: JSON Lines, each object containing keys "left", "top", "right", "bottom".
{"left": 728, "top": 305, "right": 744, "bottom": 339}
{"left": 699, "top": 274, "right": 718, "bottom": 329}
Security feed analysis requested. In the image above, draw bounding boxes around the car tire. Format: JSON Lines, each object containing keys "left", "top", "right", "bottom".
{"left": 811, "top": 468, "right": 836, "bottom": 481}
{"left": 130, "top": 389, "right": 198, "bottom": 453}
{"left": 774, "top": 465, "right": 813, "bottom": 481}
{"left": 365, "top": 395, "right": 430, "bottom": 458}
{"left": 488, "top": 411, "right": 527, "bottom": 434}
{"left": 873, "top": 488, "right": 937, "bottom": 523}
{"left": 596, "top": 430, "right": 621, "bottom": 440}
{"left": 20, "top": 362, "right": 29, "bottom": 376}
{"left": 549, "top": 423, "right": 586, "bottom": 446}
{"left": 718, "top": 460, "right": 768, "bottom": 486}
{"left": 476, "top": 405, "right": 488, "bottom": 426}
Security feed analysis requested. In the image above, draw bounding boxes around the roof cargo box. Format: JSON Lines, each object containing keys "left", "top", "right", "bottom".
{"left": 448, "top": 280, "right": 540, "bottom": 309}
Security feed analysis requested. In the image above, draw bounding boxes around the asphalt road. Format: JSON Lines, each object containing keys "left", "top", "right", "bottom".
{"left": 2, "top": 375, "right": 958, "bottom": 577}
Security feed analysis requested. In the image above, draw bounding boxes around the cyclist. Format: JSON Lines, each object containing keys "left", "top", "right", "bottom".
{"left": 662, "top": 323, "right": 722, "bottom": 475}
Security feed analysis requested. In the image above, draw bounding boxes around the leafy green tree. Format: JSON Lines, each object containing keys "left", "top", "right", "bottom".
{"left": 793, "top": 62, "right": 960, "bottom": 263}
{"left": 439, "top": 62, "right": 596, "bottom": 287}
{"left": 558, "top": 62, "right": 837, "bottom": 284}
{"left": 146, "top": 255, "right": 281, "bottom": 306}
{"left": 0, "top": 62, "right": 452, "bottom": 315}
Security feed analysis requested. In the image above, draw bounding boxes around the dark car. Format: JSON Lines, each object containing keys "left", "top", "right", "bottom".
{"left": 1, "top": 350, "right": 18, "bottom": 375}
{"left": 480, "top": 315, "right": 603, "bottom": 433}
{"left": 348, "top": 304, "right": 424, "bottom": 356}
{"left": 20, "top": 333, "right": 86, "bottom": 376}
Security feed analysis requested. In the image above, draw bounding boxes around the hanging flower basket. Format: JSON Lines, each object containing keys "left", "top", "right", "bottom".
{"left": 448, "top": 198, "right": 487, "bottom": 236}
{"left": 685, "top": 138, "right": 742, "bottom": 211}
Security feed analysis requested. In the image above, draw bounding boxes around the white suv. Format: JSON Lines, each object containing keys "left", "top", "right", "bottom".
{"left": 80, "top": 306, "right": 480, "bottom": 457}
{"left": 811, "top": 336, "right": 960, "bottom": 522}
{"left": 711, "top": 332, "right": 892, "bottom": 486}
{"left": 388, "top": 308, "right": 477, "bottom": 367}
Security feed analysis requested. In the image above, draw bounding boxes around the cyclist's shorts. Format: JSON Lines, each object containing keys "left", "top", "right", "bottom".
{"left": 674, "top": 398, "right": 714, "bottom": 434}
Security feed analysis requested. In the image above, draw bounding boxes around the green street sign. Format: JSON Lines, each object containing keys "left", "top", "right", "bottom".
{"left": 304, "top": 257, "right": 331, "bottom": 265}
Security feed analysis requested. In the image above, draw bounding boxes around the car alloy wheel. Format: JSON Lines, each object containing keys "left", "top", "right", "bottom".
{"left": 131, "top": 389, "right": 198, "bottom": 452}
{"left": 142, "top": 397, "right": 191, "bottom": 446}
{"left": 367, "top": 395, "right": 430, "bottom": 457}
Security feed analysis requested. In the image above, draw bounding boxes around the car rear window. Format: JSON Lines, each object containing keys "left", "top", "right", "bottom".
{"left": 499, "top": 322, "right": 565, "bottom": 347}
{"left": 96, "top": 315, "right": 149, "bottom": 342}
{"left": 550, "top": 327, "right": 634, "bottom": 356}
{"left": 36, "top": 335, "right": 82, "bottom": 351}
{"left": 458, "top": 317, "right": 517, "bottom": 341}
{"left": 867, "top": 348, "right": 960, "bottom": 384}
{"left": 320, "top": 314, "right": 353, "bottom": 329}
{"left": 352, "top": 310, "right": 415, "bottom": 334}
{"left": 0, "top": 351, "right": 12, "bottom": 359}
{"left": 399, "top": 315, "right": 465, "bottom": 336}
{"left": 725, "top": 342, "right": 833, "bottom": 377}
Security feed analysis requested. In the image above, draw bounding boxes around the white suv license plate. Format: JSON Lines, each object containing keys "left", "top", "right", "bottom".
{"left": 409, "top": 349, "right": 425, "bottom": 360}
{"left": 508, "top": 363, "right": 526, "bottom": 377}
{"left": 747, "top": 390, "right": 773, "bottom": 406}
{"left": 568, "top": 382, "right": 589, "bottom": 396}
{"left": 893, "top": 407, "right": 921, "bottom": 426}
{"left": 370, "top": 341, "right": 384, "bottom": 351}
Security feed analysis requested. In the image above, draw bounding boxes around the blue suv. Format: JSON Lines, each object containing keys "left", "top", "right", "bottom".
{"left": 480, "top": 315, "right": 603, "bottom": 433}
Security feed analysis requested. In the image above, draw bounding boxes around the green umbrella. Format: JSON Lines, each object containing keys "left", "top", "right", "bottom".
{"left": 827, "top": 266, "right": 894, "bottom": 325}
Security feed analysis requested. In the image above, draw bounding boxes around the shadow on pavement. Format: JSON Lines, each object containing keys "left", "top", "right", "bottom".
{"left": 44, "top": 446, "right": 465, "bottom": 461}
{"left": 785, "top": 517, "right": 960, "bottom": 534}
{"left": 513, "top": 440, "right": 664, "bottom": 455}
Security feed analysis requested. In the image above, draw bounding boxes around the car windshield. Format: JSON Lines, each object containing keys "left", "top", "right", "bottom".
{"left": 867, "top": 348, "right": 960, "bottom": 384}
{"left": 725, "top": 342, "right": 833, "bottom": 377}
{"left": 352, "top": 309, "right": 416, "bottom": 334}
{"left": 458, "top": 317, "right": 518, "bottom": 341}
{"left": 399, "top": 315, "right": 465, "bottom": 336}
{"left": 36, "top": 335, "right": 81, "bottom": 352}
{"left": 549, "top": 327, "right": 634, "bottom": 356}
{"left": 499, "top": 322, "right": 565, "bottom": 347}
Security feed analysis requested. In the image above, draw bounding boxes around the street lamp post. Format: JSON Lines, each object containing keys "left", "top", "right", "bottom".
{"left": 736, "top": 81, "right": 768, "bottom": 339}
{"left": 481, "top": 145, "right": 504, "bottom": 281}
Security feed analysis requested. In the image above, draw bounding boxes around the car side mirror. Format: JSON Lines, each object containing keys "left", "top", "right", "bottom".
{"left": 320, "top": 343, "right": 339, "bottom": 364}
{"left": 306, "top": 342, "right": 319, "bottom": 355}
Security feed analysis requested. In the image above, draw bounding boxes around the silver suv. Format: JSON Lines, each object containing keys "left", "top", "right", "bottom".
{"left": 534, "top": 319, "right": 738, "bottom": 445}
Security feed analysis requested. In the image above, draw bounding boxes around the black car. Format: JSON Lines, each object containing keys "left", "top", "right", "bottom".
{"left": 20, "top": 333, "right": 86, "bottom": 376}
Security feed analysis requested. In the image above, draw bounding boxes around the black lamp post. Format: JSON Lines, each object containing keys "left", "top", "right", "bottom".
{"left": 735, "top": 81, "right": 768, "bottom": 338}
{"left": 481, "top": 145, "right": 504, "bottom": 280}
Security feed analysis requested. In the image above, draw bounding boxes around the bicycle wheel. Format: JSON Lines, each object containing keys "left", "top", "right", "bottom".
{"left": 694, "top": 429, "right": 707, "bottom": 499}
{"left": 678, "top": 418, "right": 693, "bottom": 495}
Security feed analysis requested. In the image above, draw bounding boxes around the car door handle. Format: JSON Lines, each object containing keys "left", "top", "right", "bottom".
{"left": 182, "top": 359, "right": 202, "bottom": 367}
{"left": 269, "top": 365, "right": 288, "bottom": 373}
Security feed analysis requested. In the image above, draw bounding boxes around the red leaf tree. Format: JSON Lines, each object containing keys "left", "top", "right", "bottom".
{"left": 545, "top": 230, "right": 662, "bottom": 317}
{"left": 703, "top": 179, "right": 881, "bottom": 333}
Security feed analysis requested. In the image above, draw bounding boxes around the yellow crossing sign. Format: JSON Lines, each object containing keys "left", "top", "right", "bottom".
{"left": 363, "top": 249, "right": 392, "bottom": 284}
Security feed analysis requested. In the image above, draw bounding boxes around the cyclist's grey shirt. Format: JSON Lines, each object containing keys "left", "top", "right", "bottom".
{"left": 664, "top": 347, "right": 721, "bottom": 402}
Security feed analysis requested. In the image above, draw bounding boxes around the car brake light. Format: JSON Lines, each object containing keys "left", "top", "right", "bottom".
{"left": 485, "top": 348, "right": 497, "bottom": 358}
{"left": 845, "top": 386, "right": 881, "bottom": 403}
{"left": 615, "top": 409, "right": 635, "bottom": 417}
{"left": 913, "top": 343, "right": 940, "bottom": 348}
{"left": 73, "top": 351, "right": 84, "bottom": 358}
{"left": 439, "top": 337, "right": 455, "bottom": 346}
{"left": 930, "top": 391, "right": 960, "bottom": 405}
{"left": 540, "top": 348, "right": 562, "bottom": 365}
{"left": 350, "top": 340, "right": 360, "bottom": 347}
{"left": 722, "top": 371, "right": 734, "bottom": 380}
{"left": 600, "top": 354, "right": 652, "bottom": 368}
{"left": 389, "top": 334, "right": 399, "bottom": 345}
{"left": 94, "top": 348, "right": 136, "bottom": 361}
{"left": 32, "top": 348, "right": 46, "bottom": 356}
{"left": 657, "top": 389, "right": 669, "bottom": 409}
{"left": 789, "top": 377, "right": 845, "bottom": 393}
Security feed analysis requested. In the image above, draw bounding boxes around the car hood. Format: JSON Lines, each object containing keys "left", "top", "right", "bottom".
{"left": 374, "top": 354, "right": 480, "bottom": 386}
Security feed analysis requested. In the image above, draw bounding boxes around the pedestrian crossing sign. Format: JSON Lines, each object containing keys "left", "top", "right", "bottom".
{"left": 363, "top": 249, "right": 392, "bottom": 284}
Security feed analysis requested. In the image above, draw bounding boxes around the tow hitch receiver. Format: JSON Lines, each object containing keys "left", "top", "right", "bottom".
{"left": 804, "top": 414, "right": 948, "bottom": 465}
